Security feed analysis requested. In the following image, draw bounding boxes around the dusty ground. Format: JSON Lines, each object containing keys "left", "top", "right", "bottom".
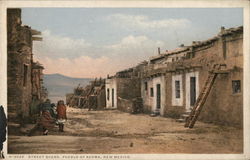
{"left": 8, "top": 107, "right": 243, "bottom": 154}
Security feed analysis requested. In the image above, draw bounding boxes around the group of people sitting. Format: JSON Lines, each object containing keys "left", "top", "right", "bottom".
{"left": 38, "top": 99, "right": 67, "bottom": 135}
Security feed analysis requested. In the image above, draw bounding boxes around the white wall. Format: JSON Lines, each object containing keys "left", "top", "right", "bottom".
{"left": 185, "top": 71, "right": 199, "bottom": 111}
{"left": 172, "top": 74, "right": 183, "bottom": 106}
{"left": 152, "top": 76, "right": 166, "bottom": 116}
{"left": 141, "top": 76, "right": 165, "bottom": 115}
{"left": 105, "top": 78, "right": 117, "bottom": 108}
{"left": 141, "top": 79, "right": 153, "bottom": 109}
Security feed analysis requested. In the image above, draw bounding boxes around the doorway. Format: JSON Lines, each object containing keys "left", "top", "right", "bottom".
{"left": 156, "top": 84, "right": 161, "bottom": 109}
{"left": 112, "top": 88, "right": 114, "bottom": 107}
{"left": 190, "top": 77, "right": 196, "bottom": 106}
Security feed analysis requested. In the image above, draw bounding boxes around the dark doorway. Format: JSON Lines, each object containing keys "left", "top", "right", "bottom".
{"left": 156, "top": 84, "right": 161, "bottom": 109}
{"left": 112, "top": 88, "right": 114, "bottom": 107}
{"left": 190, "top": 77, "right": 196, "bottom": 106}
{"left": 23, "top": 64, "right": 28, "bottom": 87}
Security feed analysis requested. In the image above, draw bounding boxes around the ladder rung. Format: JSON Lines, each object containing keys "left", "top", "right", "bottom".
{"left": 184, "top": 72, "right": 217, "bottom": 128}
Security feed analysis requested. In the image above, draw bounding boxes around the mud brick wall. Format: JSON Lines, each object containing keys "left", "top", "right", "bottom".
{"left": 116, "top": 78, "right": 141, "bottom": 99}
{"left": 161, "top": 29, "right": 243, "bottom": 127}
{"left": 116, "top": 78, "right": 141, "bottom": 112}
{"left": 97, "top": 88, "right": 106, "bottom": 109}
{"left": 199, "top": 69, "right": 243, "bottom": 128}
{"left": 164, "top": 73, "right": 186, "bottom": 118}
{"left": 117, "top": 98, "right": 133, "bottom": 113}
{"left": 7, "top": 9, "right": 37, "bottom": 122}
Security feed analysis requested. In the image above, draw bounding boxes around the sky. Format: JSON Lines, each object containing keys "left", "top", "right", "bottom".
{"left": 21, "top": 8, "right": 243, "bottom": 78}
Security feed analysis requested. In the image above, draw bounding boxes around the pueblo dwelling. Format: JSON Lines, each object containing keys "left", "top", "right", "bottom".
{"left": 7, "top": 8, "right": 47, "bottom": 134}
{"left": 104, "top": 26, "right": 243, "bottom": 128}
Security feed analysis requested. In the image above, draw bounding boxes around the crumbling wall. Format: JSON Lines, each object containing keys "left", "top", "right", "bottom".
{"left": 7, "top": 9, "right": 46, "bottom": 126}
{"left": 117, "top": 97, "right": 143, "bottom": 113}
{"left": 97, "top": 87, "right": 106, "bottom": 109}
{"left": 141, "top": 79, "right": 153, "bottom": 113}
{"left": 116, "top": 78, "right": 141, "bottom": 113}
{"left": 117, "top": 97, "right": 133, "bottom": 113}
{"left": 7, "top": 9, "right": 33, "bottom": 122}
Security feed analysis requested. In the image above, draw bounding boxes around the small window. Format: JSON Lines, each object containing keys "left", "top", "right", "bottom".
{"left": 175, "top": 80, "right": 180, "bottom": 98}
{"left": 150, "top": 88, "right": 154, "bottom": 97}
{"left": 23, "top": 64, "right": 28, "bottom": 87}
{"left": 232, "top": 80, "right": 241, "bottom": 94}
{"left": 107, "top": 89, "right": 110, "bottom": 100}
{"left": 144, "top": 82, "right": 148, "bottom": 91}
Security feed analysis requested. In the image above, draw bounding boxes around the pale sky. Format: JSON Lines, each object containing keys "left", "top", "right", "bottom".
{"left": 22, "top": 8, "right": 243, "bottom": 78}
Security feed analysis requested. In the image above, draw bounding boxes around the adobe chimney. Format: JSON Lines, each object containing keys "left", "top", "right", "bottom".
{"left": 221, "top": 26, "right": 225, "bottom": 33}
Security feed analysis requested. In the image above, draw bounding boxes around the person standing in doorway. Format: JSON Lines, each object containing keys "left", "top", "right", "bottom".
{"left": 0, "top": 106, "right": 7, "bottom": 159}
{"left": 56, "top": 100, "right": 67, "bottom": 132}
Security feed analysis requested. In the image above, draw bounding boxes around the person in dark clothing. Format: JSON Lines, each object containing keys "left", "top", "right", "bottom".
{"left": 38, "top": 99, "right": 55, "bottom": 135}
{"left": 0, "top": 106, "right": 7, "bottom": 159}
{"left": 50, "top": 103, "right": 57, "bottom": 119}
{"left": 39, "top": 99, "right": 52, "bottom": 114}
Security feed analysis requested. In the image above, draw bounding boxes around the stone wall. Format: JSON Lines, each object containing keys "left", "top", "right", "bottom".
{"left": 97, "top": 88, "right": 106, "bottom": 109}
{"left": 116, "top": 78, "right": 142, "bottom": 113}
{"left": 7, "top": 9, "right": 33, "bottom": 121}
{"left": 7, "top": 8, "right": 46, "bottom": 126}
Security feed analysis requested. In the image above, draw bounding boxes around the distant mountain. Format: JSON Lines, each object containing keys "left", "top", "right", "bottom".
{"left": 43, "top": 73, "right": 92, "bottom": 103}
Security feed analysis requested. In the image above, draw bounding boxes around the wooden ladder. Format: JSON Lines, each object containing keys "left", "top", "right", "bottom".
{"left": 184, "top": 72, "right": 218, "bottom": 128}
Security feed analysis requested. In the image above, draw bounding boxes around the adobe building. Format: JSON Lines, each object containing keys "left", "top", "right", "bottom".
{"left": 7, "top": 8, "right": 46, "bottom": 130}
{"left": 66, "top": 78, "right": 106, "bottom": 110}
{"left": 105, "top": 63, "right": 146, "bottom": 113}
{"left": 32, "top": 61, "right": 46, "bottom": 101}
{"left": 141, "top": 26, "right": 243, "bottom": 128}
{"left": 105, "top": 76, "right": 117, "bottom": 109}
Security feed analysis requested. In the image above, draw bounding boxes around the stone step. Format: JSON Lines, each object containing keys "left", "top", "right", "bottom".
{"left": 8, "top": 112, "right": 20, "bottom": 123}
{"left": 20, "top": 124, "right": 38, "bottom": 136}
{"left": 8, "top": 122, "right": 21, "bottom": 135}
{"left": 176, "top": 118, "right": 185, "bottom": 123}
{"left": 180, "top": 114, "right": 190, "bottom": 119}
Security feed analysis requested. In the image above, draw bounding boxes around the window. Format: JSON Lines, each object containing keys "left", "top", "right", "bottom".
{"left": 107, "top": 89, "right": 110, "bottom": 100}
{"left": 150, "top": 88, "right": 154, "bottom": 97}
{"left": 23, "top": 64, "right": 28, "bottom": 87}
{"left": 232, "top": 80, "right": 241, "bottom": 94}
{"left": 144, "top": 82, "right": 148, "bottom": 91}
{"left": 175, "top": 80, "right": 180, "bottom": 98}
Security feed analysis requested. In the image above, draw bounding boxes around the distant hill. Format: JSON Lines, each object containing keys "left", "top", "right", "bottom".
{"left": 43, "top": 73, "right": 92, "bottom": 103}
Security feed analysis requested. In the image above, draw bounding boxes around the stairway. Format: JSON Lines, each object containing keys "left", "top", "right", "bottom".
{"left": 185, "top": 72, "right": 218, "bottom": 128}
{"left": 176, "top": 111, "right": 191, "bottom": 122}
{"left": 7, "top": 104, "right": 22, "bottom": 135}
{"left": 150, "top": 108, "right": 160, "bottom": 117}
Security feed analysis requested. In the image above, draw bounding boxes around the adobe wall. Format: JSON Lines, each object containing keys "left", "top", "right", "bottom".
{"left": 116, "top": 78, "right": 141, "bottom": 112}
{"left": 105, "top": 78, "right": 117, "bottom": 108}
{"left": 141, "top": 78, "right": 153, "bottom": 113}
{"left": 7, "top": 9, "right": 33, "bottom": 121}
{"left": 116, "top": 78, "right": 141, "bottom": 99}
{"left": 164, "top": 72, "right": 186, "bottom": 118}
{"left": 162, "top": 29, "right": 243, "bottom": 127}
{"left": 97, "top": 88, "right": 106, "bottom": 109}
{"left": 117, "top": 98, "right": 133, "bottom": 113}
{"left": 199, "top": 68, "right": 243, "bottom": 128}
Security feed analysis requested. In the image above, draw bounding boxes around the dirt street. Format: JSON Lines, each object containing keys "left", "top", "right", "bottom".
{"left": 8, "top": 108, "right": 243, "bottom": 154}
